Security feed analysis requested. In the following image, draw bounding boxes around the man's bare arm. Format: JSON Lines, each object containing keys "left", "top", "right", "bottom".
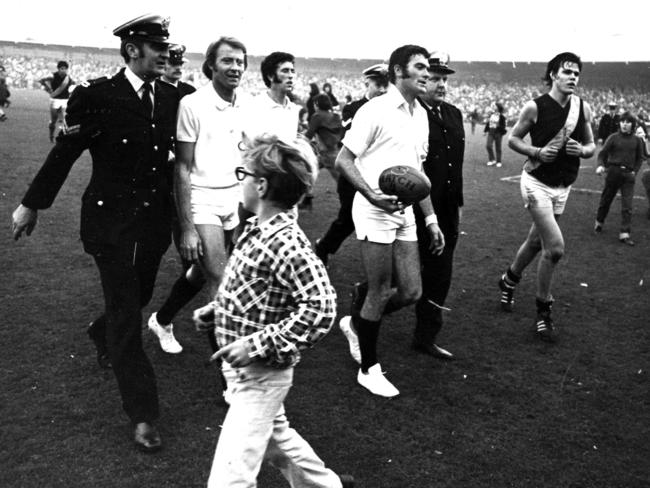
{"left": 174, "top": 141, "right": 202, "bottom": 262}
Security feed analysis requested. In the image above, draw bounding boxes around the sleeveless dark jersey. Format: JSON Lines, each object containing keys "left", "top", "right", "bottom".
{"left": 528, "top": 93, "right": 585, "bottom": 187}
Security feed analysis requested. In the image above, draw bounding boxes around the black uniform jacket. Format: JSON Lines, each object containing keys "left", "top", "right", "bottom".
{"left": 421, "top": 101, "right": 465, "bottom": 213}
{"left": 22, "top": 68, "right": 180, "bottom": 254}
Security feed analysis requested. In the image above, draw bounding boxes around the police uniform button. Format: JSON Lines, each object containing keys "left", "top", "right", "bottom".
{"left": 97, "top": 200, "right": 104, "bottom": 206}
{"left": 153, "top": 145, "right": 158, "bottom": 151}
{"left": 143, "top": 202, "right": 150, "bottom": 207}
{"left": 151, "top": 124, "right": 156, "bottom": 128}
{"left": 122, "top": 139, "right": 128, "bottom": 144}
{"left": 152, "top": 167, "right": 157, "bottom": 171}
{"left": 151, "top": 188, "right": 157, "bottom": 193}
{"left": 447, "top": 145, "right": 450, "bottom": 149}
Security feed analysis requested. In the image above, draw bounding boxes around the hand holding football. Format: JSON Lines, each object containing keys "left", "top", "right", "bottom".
{"left": 378, "top": 165, "right": 431, "bottom": 204}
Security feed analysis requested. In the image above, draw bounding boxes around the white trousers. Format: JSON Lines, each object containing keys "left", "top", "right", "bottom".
{"left": 207, "top": 363, "right": 342, "bottom": 488}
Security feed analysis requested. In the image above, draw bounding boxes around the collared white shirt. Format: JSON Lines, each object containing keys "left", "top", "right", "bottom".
{"left": 176, "top": 84, "right": 250, "bottom": 188}
{"left": 244, "top": 91, "right": 301, "bottom": 142}
{"left": 124, "top": 65, "right": 155, "bottom": 102}
{"left": 341, "top": 83, "right": 429, "bottom": 190}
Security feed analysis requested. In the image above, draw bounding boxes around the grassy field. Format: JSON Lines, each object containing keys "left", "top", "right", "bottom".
{"left": 2, "top": 89, "right": 649, "bottom": 488}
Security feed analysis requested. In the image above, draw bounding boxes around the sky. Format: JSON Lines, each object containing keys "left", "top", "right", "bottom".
{"left": 4, "top": 0, "right": 650, "bottom": 62}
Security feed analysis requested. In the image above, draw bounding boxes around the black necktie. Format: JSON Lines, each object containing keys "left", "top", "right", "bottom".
{"left": 142, "top": 82, "right": 153, "bottom": 118}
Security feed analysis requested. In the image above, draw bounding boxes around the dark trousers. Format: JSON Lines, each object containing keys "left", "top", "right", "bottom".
{"left": 486, "top": 131, "right": 503, "bottom": 162}
{"left": 414, "top": 207, "right": 459, "bottom": 345}
{"left": 318, "top": 176, "right": 356, "bottom": 254}
{"left": 596, "top": 166, "right": 636, "bottom": 233}
{"left": 92, "top": 241, "right": 166, "bottom": 424}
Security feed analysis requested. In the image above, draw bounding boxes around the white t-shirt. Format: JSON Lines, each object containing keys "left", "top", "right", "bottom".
{"left": 244, "top": 92, "right": 301, "bottom": 142}
{"left": 176, "top": 84, "right": 249, "bottom": 189}
{"left": 341, "top": 84, "right": 429, "bottom": 191}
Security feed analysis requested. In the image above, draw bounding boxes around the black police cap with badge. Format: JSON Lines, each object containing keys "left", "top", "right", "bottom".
{"left": 362, "top": 63, "right": 389, "bottom": 81}
{"left": 428, "top": 51, "right": 455, "bottom": 74}
{"left": 112, "top": 13, "right": 175, "bottom": 44}
{"left": 168, "top": 45, "right": 188, "bottom": 66}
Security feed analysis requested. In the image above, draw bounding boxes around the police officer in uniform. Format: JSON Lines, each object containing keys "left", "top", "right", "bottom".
{"left": 12, "top": 14, "right": 180, "bottom": 452}
{"left": 412, "top": 52, "right": 465, "bottom": 360}
{"left": 161, "top": 44, "right": 196, "bottom": 98}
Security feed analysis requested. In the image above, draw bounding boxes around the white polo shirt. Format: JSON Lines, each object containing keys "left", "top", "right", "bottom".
{"left": 176, "top": 84, "right": 249, "bottom": 189}
{"left": 341, "top": 84, "right": 429, "bottom": 190}
{"left": 244, "top": 91, "right": 301, "bottom": 141}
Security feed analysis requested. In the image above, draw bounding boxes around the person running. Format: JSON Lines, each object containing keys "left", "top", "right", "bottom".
{"left": 498, "top": 52, "right": 595, "bottom": 343}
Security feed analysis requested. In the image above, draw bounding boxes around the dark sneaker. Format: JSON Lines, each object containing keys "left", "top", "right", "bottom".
{"left": 594, "top": 222, "right": 603, "bottom": 233}
{"left": 619, "top": 237, "right": 635, "bottom": 246}
{"left": 535, "top": 310, "right": 558, "bottom": 343}
{"left": 498, "top": 276, "right": 515, "bottom": 312}
{"left": 339, "top": 474, "right": 355, "bottom": 488}
{"left": 87, "top": 321, "right": 111, "bottom": 369}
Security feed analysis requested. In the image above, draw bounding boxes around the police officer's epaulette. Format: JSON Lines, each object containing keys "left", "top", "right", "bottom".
{"left": 78, "top": 76, "right": 110, "bottom": 89}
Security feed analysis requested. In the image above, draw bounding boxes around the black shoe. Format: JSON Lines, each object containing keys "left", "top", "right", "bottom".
{"left": 0, "top": 114, "right": 6, "bottom": 122}
{"left": 498, "top": 276, "right": 515, "bottom": 312}
{"left": 619, "top": 237, "right": 635, "bottom": 246}
{"left": 339, "top": 474, "right": 355, "bottom": 488}
{"left": 350, "top": 282, "right": 367, "bottom": 318}
{"left": 87, "top": 321, "right": 111, "bottom": 369}
{"left": 134, "top": 422, "right": 162, "bottom": 453}
{"left": 411, "top": 342, "right": 455, "bottom": 360}
{"left": 314, "top": 238, "right": 329, "bottom": 266}
{"left": 535, "top": 310, "right": 558, "bottom": 343}
{"left": 594, "top": 222, "right": 603, "bottom": 233}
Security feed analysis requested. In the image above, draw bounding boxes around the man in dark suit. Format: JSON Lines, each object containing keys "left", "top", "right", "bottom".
{"left": 597, "top": 102, "right": 620, "bottom": 145}
{"left": 12, "top": 14, "right": 180, "bottom": 452}
{"left": 412, "top": 52, "right": 465, "bottom": 360}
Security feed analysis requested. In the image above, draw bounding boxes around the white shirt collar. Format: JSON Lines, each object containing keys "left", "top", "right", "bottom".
{"left": 385, "top": 83, "right": 420, "bottom": 112}
{"left": 124, "top": 65, "right": 155, "bottom": 96}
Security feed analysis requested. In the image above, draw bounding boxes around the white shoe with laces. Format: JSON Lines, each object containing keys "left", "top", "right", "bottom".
{"left": 357, "top": 363, "right": 399, "bottom": 397}
{"left": 339, "top": 316, "right": 361, "bottom": 364}
{"left": 148, "top": 313, "right": 183, "bottom": 354}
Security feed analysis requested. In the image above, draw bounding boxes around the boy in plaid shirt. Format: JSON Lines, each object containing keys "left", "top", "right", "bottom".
{"left": 205, "top": 135, "right": 353, "bottom": 488}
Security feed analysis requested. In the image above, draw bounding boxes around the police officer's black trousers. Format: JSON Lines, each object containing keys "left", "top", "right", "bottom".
{"left": 414, "top": 208, "right": 459, "bottom": 346}
{"left": 92, "top": 243, "right": 165, "bottom": 424}
{"left": 318, "top": 175, "right": 356, "bottom": 254}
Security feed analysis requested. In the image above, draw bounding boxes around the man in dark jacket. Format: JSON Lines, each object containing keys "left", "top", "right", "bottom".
{"left": 597, "top": 101, "right": 620, "bottom": 145}
{"left": 12, "top": 14, "right": 180, "bottom": 452}
{"left": 412, "top": 52, "right": 465, "bottom": 360}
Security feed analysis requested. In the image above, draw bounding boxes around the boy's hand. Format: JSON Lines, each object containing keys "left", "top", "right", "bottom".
{"left": 211, "top": 340, "right": 252, "bottom": 368}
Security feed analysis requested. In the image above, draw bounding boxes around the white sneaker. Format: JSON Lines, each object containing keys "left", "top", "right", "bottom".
{"left": 496, "top": 162, "right": 502, "bottom": 168}
{"left": 357, "top": 364, "right": 399, "bottom": 397}
{"left": 339, "top": 316, "right": 361, "bottom": 364}
{"left": 148, "top": 313, "right": 183, "bottom": 354}
{"left": 487, "top": 160, "right": 496, "bottom": 166}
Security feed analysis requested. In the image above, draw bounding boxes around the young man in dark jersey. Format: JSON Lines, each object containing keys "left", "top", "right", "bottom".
{"left": 498, "top": 52, "right": 595, "bottom": 342}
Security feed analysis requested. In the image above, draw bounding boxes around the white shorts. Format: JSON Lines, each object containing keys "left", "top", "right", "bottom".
{"left": 520, "top": 170, "right": 571, "bottom": 215}
{"left": 191, "top": 184, "right": 241, "bottom": 229}
{"left": 352, "top": 192, "right": 417, "bottom": 244}
{"left": 49, "top": 98, "right": 68, "bottom": 111}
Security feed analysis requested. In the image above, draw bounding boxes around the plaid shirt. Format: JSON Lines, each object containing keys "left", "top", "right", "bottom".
{"left": 214, "top": 212, "right": 337, "bottom": 368}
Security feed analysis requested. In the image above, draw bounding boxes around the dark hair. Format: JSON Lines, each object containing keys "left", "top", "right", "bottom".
{"left": 202, "top": 37, "right": 248, "bottom": 79}
{"left": 315, "top": 93, "right": 332, "bottom": 111}
{"left": 243, "top": 135, "right": 317, "bottom": 209}
{"left": 388, "top": 44, "right": 429, "bottom": 83}
{"left": 260, "top": 51, "right": 294, "bottom": 87}
{"left": 323, "top": 82, "right": 332, "bottom": 93}
{"left": 119, "top": 38, "right": 145, "bottom": 63}
{"left": 543, "top": 52, "right": 582, "bottom": 86}
{"left": 57, "top": 60, "right": 69, "bottom": 69}
{"left": 496, "top": 102, "right": 504, "bottom": 113}
{"left": 309, "top": 82, "right": 319, "bottom": 96}
{"left": 619, "top": 111, "right": 637, "bottom": 131}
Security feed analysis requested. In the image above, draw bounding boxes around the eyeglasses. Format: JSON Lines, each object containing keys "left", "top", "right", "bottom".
{"left": 235, "top": 166, "right": 257, "bottom": 181}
